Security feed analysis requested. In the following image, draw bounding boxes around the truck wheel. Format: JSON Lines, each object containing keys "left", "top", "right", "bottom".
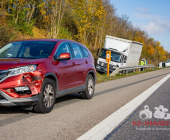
{"left": 82, "top": 74, "right": 95, "bottom": 99}
{"left": 33, "top": 78, "right": 56, "bottom": 113}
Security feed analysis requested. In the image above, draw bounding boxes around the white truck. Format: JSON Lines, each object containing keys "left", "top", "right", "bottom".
{"left": 96, "top": 35, "right": 143, "bottom": 73}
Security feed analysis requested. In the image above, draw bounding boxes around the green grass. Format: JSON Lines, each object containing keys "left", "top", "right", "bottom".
{"left": 96, "top": 67, "right": 168, "bottom": 84}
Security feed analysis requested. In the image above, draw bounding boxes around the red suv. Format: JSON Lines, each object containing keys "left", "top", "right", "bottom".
{"left": 0, "top": 39, "right": 96, "bottom": 113}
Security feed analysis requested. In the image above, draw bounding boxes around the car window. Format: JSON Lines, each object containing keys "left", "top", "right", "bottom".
{"left": 70, "top": 43, "right": 83, "bottom": 59}
{"left": 56, "top": 42, "right": 72, "bottom": 58}
{"left": 81, "top": 46, "right": 89, "bottom": 58}
{"left": 0, "top": 43, "right": 21, "bottom": 58}
{"left": 19, "top": 41, "right": 56, "bottom": 58}
{"left": 0, "top": 41, "right": 56, "bottom": 59}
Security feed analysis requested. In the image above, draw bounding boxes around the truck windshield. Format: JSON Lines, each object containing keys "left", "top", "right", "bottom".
{"left": 99, "top": 49, "right": 122, "bottom": 62}
{"left": 0, "top": 41, "right": 56, "bottom": 59}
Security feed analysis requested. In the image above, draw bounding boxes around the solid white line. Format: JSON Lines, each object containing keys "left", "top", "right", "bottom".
{"left": 77, "top": 74, "right": 170, "bottom": 140}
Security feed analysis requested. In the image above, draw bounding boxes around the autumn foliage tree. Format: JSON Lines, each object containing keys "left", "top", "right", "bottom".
{"left": 0, "top": 0, "right": 169, "bottom": 62}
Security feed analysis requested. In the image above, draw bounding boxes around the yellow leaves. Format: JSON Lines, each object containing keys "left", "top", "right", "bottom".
{"left": 32, "top": 27, "right": 47, "bottom": 39}
{"left": 156, "top": 41, "right": 161, "bottom": 46}
{"left": 51, "top": 2, "right": 56, "bottom": 6}
{"left": 147, "top": 45, "right": 154, "bottom": 56}
{"left": 162, "top": 55, "right": 166, "bottom": 61}
{"left": 69, "top": 0, "right": 106, "bottom": 44}
{"left": 159, "top": 47, "right": 165, "bottom": 55}
{"left": 37, "top": 2, "right": 45, "bottom": 8}
{"left": 133, "top": 35, "right": 144, "bottom": 44}
{"left": 40, "top": 9, "right": 46, "bottom": 15}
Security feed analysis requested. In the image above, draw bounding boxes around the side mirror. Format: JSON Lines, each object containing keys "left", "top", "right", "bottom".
{"left": 55, "top": 53, "right": 71, "bottom": 60}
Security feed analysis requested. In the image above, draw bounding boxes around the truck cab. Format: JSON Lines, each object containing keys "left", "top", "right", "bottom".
{"left": 96, "top": 35, "right": 143, "bottom": 74}
{"left": 96, "top": 48, "right": 126, "bottom": 73}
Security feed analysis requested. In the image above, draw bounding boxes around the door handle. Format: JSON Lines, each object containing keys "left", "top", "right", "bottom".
{"left": 72, "top": 62, "right": 76, "bottom": 66}
{"left": 85, "top": 60, "right": 88, "bottom": 64}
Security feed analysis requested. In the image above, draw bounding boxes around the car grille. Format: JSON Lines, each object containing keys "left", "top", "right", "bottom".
{"left": 99, "top": 61, "right": 116, "bottom": 70}
{"left": 0, "top": 71, "right": 9, "bottom": 81}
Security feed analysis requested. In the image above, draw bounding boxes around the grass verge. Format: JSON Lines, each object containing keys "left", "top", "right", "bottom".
{"left": 96, "top": 67, "right": 168, "bottom": 84}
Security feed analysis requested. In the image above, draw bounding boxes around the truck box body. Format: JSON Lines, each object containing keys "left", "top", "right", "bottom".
{"left": 104, "top": 35, "right": 143, "bottom": 67}
{"left": 96, "top": 35, "right": 143, "bottom": 73}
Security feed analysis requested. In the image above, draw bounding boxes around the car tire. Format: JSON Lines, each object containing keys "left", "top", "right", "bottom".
{"left": 81, "top": 74, "right": 95, "bottom": 99}
{"left": 33, "top": 78, "right": 56, "bottom": 113}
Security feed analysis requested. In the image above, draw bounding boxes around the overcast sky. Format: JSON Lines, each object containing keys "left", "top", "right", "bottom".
{"left": 111, "top": 0, "right": 170, "bottom": 52}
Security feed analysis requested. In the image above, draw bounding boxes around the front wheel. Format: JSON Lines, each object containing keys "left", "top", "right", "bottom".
{"left": 33, "top": 78, "right": 56, "bottom": 113}
{"left": 81, "top": 74, "right": 95, "bottom": 99}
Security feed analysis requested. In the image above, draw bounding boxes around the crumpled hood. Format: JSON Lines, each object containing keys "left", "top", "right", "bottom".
{"left": 0, "top": 58, "right": 47, "bottom": 70}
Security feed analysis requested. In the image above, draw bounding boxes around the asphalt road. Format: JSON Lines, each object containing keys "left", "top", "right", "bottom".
{"left": 105, "top": 72, "right": 170, "bottom": 140}
{"left": 0, "top": 68, "right": 170, "bottom": 140}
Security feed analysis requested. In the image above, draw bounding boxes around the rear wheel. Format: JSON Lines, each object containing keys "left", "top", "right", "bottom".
{"left": 33, "top": 78, "right": 56, "bottom": 113}
{"left": 82, "top": 74, "right": 95, "bottom": 99}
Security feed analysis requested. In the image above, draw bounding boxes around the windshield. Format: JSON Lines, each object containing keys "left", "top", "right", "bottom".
{"left": 99, "top": 49, "right": 122, "bottom": 62}
{"left": 0, "top": 41, "right": 56, "bottom": 59}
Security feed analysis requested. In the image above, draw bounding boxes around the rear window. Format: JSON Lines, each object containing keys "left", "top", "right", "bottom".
{"left": 81, "top": 46, "right": 89, "bottom": 58}
{"left": 70, "top": 43, "right": 83, "bottom": 59}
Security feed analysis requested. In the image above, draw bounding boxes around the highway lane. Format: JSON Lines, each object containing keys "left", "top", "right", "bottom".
{"left": 0, "top": 68, "right": 169, "bottom": 140}
{"left": 105, "top": 74, "right": 170, "bottom": 140}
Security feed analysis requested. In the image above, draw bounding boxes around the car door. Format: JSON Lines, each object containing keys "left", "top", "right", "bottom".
{"left": 55, "top": 42, "right": 77, "bottom": 91}
{"left": 69, "top": 43, "right": 87, "bottom": 86}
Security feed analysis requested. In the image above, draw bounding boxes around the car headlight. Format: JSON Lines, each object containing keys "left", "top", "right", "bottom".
{"left": 8, "top": 65, "right": 37, "bottom": 76}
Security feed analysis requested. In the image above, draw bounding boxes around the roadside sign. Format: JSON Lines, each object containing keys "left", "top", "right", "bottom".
{"left": 106, "top": 51, "right": 111, "bottom": 76}
{"left": 106, "top": 51, "right": 111, "bottom": 62}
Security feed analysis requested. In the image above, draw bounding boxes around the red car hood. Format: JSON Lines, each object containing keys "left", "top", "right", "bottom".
{"left": 0, "top": 58, "right": 47, "bottom": 70}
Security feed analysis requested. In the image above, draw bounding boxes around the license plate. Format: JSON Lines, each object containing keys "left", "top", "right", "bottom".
{"left": 101, "top": 63, "right": 104, "bottom": 66}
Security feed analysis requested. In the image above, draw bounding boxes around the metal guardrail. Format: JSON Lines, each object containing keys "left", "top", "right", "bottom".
{"left": 110, "top": 64, "right": 156, "bottom": 76}
{"left": 119, "top": 65, "right": 155, "bottom": 71}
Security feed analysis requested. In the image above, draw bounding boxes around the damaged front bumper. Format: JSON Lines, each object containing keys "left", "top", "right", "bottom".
{"left": 0, "top": 68, "right": 44, "bottom": 106}
{"left": 0, "top": 90, "right": 38, "bottom": 106}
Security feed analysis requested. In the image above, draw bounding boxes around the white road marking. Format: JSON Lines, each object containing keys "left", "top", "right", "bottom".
{"left": 77, "top": 74, "right": 170, "bottom": 140}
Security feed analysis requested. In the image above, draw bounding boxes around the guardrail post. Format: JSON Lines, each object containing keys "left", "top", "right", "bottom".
{"left": 139, "top": 68, "right": 140, "bottom": 72}
{"left": 126, "top": 70, "right": 128, "bottom": 75}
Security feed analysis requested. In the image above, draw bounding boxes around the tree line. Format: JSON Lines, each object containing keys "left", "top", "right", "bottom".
{"left": 0, "top": 0, "right": 169, "bottom": 63}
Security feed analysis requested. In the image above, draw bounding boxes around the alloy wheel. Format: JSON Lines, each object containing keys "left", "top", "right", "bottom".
{"left": 88, "top": 78, "right": 94, "bottom": 95}
{"left": 43, "top": 84, "right": 55, "bottom": 108}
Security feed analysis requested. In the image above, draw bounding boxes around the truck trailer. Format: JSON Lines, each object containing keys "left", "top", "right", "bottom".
{"left": 96, "top": 35, "right": 143, "bottom": 73}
